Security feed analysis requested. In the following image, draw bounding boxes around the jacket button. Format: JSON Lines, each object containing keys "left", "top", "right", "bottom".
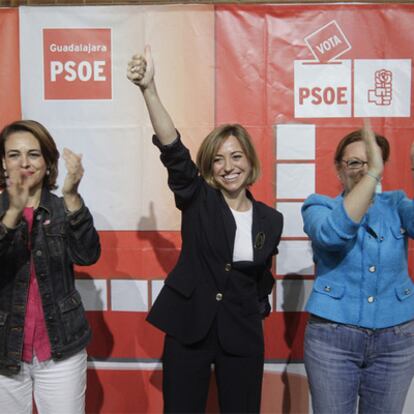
{"left": 216, "top": 293, "right": 223, "bottom": 301}
{"left": 224, "top": 263, "right": 231, "bottom": 272}
{"left": 324, "top": 286, "right": 331, "bottom": 292}
{"left": 36, "top": 250, "right": 42, "bottom": 257}
{"left": 367, "top": 296, "right": 375, "bottom": 303}
{"left": 405, "top": 289, "right": 411, "bottom": 295}
{"left": 369, "top": 266, "right": 376, "bottom": 273}
{"left": 56, "top": 353, "right": 62, "bottom": 359}
{"left": 11, "top": 326, "right": 22, "bottom": 332}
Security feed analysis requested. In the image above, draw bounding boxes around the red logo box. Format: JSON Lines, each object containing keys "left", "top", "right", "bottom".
{"left": 43, "top": 28, "right": 112, "bottom": 100}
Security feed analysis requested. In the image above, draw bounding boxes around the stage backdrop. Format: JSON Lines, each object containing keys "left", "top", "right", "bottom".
{"left": 1, "top": 3, "right": 414, "bottom": 412}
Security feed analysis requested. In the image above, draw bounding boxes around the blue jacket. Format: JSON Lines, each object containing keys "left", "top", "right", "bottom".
{"left": 302, "top": 190, "right": 414, "bottom": 328}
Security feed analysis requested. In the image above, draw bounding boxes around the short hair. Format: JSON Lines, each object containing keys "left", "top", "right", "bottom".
{"left": 0, "top": 120, "right": 60, "bottom": 190}
{"left": 334, "top": 129, "right": 390, "bottom": 166}
{"left": 196, "top": 124, "right": 260, "bottom": 188}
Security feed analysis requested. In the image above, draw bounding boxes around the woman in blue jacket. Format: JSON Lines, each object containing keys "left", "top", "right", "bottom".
{"left": 302, "top": 120, "right": 414, "bottom": 413}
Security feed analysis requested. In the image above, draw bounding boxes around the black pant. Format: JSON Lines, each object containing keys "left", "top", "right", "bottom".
{"left": 162, "top": 320, "right": 264, "bottom": 413}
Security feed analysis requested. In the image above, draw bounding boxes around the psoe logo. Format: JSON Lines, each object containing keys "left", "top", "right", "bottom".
{"left": 43, "top": 28, "right": 112, "bottom": 100}
{"left": 295, "top": 20, "right": 411, "bottom": 118}
{"left": 354, "top": 60, "right": 411, "bottom": 117}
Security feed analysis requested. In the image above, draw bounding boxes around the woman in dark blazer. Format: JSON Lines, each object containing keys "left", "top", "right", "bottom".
{"left": 127, "top": 46, "right": 283, "bottom": 414}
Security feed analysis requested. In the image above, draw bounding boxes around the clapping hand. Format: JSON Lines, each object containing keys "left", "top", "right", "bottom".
{"left": 6, "top": 168, "right": 31, "bottom": 214}
{"left": 62, "top": 148, "right": 83, "bottom": 212}
{"left": 362, "top": 118, "right": 383, "bottom": 179}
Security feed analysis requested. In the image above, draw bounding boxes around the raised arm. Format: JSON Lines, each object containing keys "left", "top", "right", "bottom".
{"left": 343, "top": 119, "right": 384, "bottom": 222}
{"left": 127, "top": 46, "right": 177, "bottom": 145}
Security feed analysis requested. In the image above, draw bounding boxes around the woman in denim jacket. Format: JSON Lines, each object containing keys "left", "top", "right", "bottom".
{"left": 302, "top": 120, "right": 414, "bottom": 413}
{"left": 0, "top": 120, "right": 100, "bottom": 413}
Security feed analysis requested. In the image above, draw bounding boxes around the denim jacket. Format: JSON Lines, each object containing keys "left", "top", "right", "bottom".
{"left": 302, "top": 190, "right": 414, "bottom": 329}
{"left": 0, "top": 188, "right": 100, "bottom": 375}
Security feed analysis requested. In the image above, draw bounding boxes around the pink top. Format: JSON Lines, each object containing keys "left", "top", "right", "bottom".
{"left": 22, "top": 207, "right": 52, "bottom": 363}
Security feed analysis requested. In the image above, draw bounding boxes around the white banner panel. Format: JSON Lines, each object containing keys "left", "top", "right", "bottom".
{"left": 294, "top": 60, "right": 352, "bottom": 118}
{"left": 19, "top": 5, "right": 215, "bottom": 230}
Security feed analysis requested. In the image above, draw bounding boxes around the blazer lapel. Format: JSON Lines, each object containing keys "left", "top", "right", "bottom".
{"left": 219, "top": 190, "right": 269, "bottom": 264}
{"left": 251, "top": 200, "right": 268, "bottom": 264}
{"left": 218, "top": 191, "right": 236, "bottom": 260}
{"left": 365, "top": 196, "right": 383, "bottom": 240}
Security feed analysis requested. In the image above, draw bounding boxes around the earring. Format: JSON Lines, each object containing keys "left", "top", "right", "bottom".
{"left": 46, "top": 169, "right": 50, "bottom": 176}
{"left": 4, "top": 170, "right": 8, "bottom": 178}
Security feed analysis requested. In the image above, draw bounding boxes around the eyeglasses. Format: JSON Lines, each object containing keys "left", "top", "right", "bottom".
{"left": 341, "top": 159, "right": 368, "bottom": 170}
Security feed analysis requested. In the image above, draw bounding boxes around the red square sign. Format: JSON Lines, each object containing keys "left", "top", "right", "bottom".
{"left": 43, "top": 28, "right": 112, "bottom": 100}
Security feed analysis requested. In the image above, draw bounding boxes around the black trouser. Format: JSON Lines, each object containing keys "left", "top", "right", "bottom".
{"left": 162, "top": 320, "right": 264, "bottom": 413}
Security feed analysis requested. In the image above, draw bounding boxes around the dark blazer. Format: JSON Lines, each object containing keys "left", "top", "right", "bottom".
{"left": 147, "top": 135, "right": 283, "bottom": 357}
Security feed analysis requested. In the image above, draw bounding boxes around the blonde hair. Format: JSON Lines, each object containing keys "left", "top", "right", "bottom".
{"left": 196, "top": 124, "right": 260, "bottom": 188}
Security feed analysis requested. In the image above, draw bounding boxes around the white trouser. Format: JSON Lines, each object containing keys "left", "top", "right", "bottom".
{"left": 0, "top": 349, "right": 87, "bottom": 414}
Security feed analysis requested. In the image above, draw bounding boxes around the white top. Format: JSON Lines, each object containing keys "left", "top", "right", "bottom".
{"left": 230, "top": 207, "right": 253, "bottom": 262}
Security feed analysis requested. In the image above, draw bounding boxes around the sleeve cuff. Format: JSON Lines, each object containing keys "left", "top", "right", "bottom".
{"left": 152, "top": 131, "right": 181, "bottom": 152}
{"left": 0, "top": 221, "right": 16, "bottom": 240}
{"left": 259, "top": 297, "right": 271, "bottom": 319}
{"left": 64, "top": 197, "right": 87, "bottom": 225}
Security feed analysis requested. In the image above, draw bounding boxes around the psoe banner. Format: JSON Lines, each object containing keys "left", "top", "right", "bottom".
{"left": 0, "top": 9, "right": 21, "bottom": 127}
{"left": 295, "top": 19, "right": 411, "bottom": 118}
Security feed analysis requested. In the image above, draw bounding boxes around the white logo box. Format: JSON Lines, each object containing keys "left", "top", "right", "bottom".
{"left": 294, "top": 59, "right": 411, "bottom": 118}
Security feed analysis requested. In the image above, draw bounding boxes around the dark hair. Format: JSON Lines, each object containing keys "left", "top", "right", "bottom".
{"left": 334, "top": 129, "right": 390, "bottom": 166}
{"left": 196, "top": 124, "right": 260, "bottom": 188}
{"left": 0, "top": 120, "right": 60, "bottom": 190}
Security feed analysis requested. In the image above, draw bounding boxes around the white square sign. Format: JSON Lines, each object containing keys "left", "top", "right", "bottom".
{"left": 354, "top": 59, "right": 411, "bottom": 117}
{"left": 294, "top": 60, "right": 352, "bottom": 118}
